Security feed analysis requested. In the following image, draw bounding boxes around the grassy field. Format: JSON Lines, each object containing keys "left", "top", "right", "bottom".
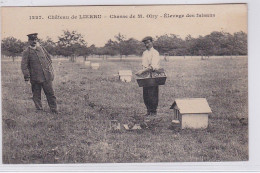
{"left": 2, "top": 56, "right": 248, "bottom": 163}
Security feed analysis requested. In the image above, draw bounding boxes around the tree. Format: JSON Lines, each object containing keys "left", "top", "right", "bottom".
{"left": 154, "top": 34, "right": 186, "bottom": 56}
{"left": 39, "top": 37, "right": 57, "bottom": 56}
{"left": 114, "top": 33, "right": 126, "bottom": 60}
{"left": 88, "top": 44, "right": 97, "bottom": 57}
{"left": 1, "top": 37, "right": 26, "bottom": 61}
{"left": 121, "top": 38, "right": 144, "bottom": 56}
{"left": 185, "top": 31, "right": 247, "bottom": 57}
{"left": 185, "top": 34, "right": 195, "bottom": 56}
{"left": 232, "top": 31, "right": 247, "bottom": 55}
{"left": 95, "top": 47, "right": 107, "bottom": 58}
{"left": 114, "top": 33, "right": 126, "bottom": 42}
{"left": 75, "top": 44, "right": 89, "bottom": 61}
{"left": 104, "top": 39, "right": 119, "bottom": 56}
{"left": 56, "top": 30, "right": 87, "bottom": 62}
{"left": 189, "top": 36, "right": 214, "bottom": 59}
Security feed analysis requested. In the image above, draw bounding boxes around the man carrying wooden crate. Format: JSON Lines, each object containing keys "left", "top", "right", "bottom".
{"left": 136, "top": 36, "right": 161, "bottom": 116}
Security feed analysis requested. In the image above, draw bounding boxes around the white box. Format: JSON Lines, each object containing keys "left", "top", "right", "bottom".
{"left": 91, "top": 63, "right": 100, "bottom": 69}
{"left": 119, "top": 70, "right": 132, "bottom": 82}
{"left": 85, "top": 61, "right": 91, "bottom": 67}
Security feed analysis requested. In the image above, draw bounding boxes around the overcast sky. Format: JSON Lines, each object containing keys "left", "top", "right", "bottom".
{"left": 2, "top": 4, "right": 247, "bottom": 47}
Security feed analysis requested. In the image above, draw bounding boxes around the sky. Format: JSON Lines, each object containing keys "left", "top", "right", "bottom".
{"left": 1, "top": 4, "right": 247, "bottom": 47}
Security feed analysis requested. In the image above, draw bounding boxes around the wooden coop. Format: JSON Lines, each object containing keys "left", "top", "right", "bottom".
{"left": 110, "top": 120, "right": 120, "bottom": 131}
{"left": 91, "top": 63, "right": 100, "bottom": 69}
{"left": 170, "top": 98, "right": 212, "bottom": 129}
{"left": 118, "top": 70, "right": 132, "bottom": 82}
{"left": 84, "top": 61, "right": 91, "bottom": 67}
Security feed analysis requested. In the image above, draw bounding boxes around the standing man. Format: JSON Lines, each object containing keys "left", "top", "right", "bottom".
{"left": 21, "top": 33, "right": 58, "bottom": 114}
{"left": 140, "top": 36, "right": 161, "bottom": 116}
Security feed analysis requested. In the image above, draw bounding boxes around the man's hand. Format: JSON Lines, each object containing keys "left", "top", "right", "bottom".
{"left": 147, "top": 65, "right": 153, "bottom": 70}
{"left": 135, "top": 68, "right": 150, "bottom": 76}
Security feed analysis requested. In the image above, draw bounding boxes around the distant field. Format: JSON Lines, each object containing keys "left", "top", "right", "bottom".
{"left": 2, "top": 56, "right": 248, "bottom": 163}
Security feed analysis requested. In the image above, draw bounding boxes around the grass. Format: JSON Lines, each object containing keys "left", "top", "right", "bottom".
{"left": 1, "top": 56, "right": 248, "bottom": 163}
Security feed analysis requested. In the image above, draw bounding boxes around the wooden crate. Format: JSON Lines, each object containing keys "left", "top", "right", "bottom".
{"left": 136, "top": 76, "right": 167, "bottom": 87}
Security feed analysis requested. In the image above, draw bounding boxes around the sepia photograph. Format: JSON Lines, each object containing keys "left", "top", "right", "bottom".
{"left": 1, "top": 4, "right": 248, "bottom": 164}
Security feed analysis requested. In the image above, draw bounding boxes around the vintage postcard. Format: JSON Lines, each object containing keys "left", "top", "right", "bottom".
{"left": 1, "top": 4, "right": 248, "bottom": 164}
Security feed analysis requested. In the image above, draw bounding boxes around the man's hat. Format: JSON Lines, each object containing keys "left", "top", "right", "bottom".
{"left": 142, "top": 36, "right": 153, "bottom": 42}
{"left": 27, "top": 33, "right": 38, "bottom": 40}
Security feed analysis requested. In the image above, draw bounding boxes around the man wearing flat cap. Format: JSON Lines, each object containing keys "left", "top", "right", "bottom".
{"left": 21, "top": 33, "right": 58, "bottom": 114}
{"left": 139, "top": 36, "right": 161, "bottom": 116}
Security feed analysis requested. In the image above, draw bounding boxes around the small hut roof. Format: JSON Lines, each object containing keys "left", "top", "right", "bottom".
{"left": 170, "top": 98, "right": 212, "bottom": 114}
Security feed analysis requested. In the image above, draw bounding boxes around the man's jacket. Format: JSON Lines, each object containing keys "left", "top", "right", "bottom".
{"left": 21, "top": 45, "right": 54, "bottom": 83}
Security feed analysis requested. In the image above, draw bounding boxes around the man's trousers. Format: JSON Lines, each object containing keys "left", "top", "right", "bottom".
{"left": 31, "top": 80, "right": 57, "bottom": 111}
{"left": 143, "top": 86, "right": 159, "bottom": 114}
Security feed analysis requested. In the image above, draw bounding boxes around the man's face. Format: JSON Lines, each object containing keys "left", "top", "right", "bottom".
{"left": 29, "top": 39, "right": 37, "bottom": 47}
{"left": 144, "top": 40, "right": 153, "bottom": 50}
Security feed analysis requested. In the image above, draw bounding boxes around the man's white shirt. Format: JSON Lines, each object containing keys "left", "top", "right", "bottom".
{"left": 142, "top": 47, "right": 160, "bottom": 70}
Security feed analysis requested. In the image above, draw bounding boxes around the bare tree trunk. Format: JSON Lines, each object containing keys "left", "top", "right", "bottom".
{"left": 70, "top": 55, "right": 76, "bottom": 62}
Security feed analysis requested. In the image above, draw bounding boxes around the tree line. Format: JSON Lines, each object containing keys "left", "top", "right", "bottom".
{"left": 1, "top": 30, "right": 247, "bottom": 60}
